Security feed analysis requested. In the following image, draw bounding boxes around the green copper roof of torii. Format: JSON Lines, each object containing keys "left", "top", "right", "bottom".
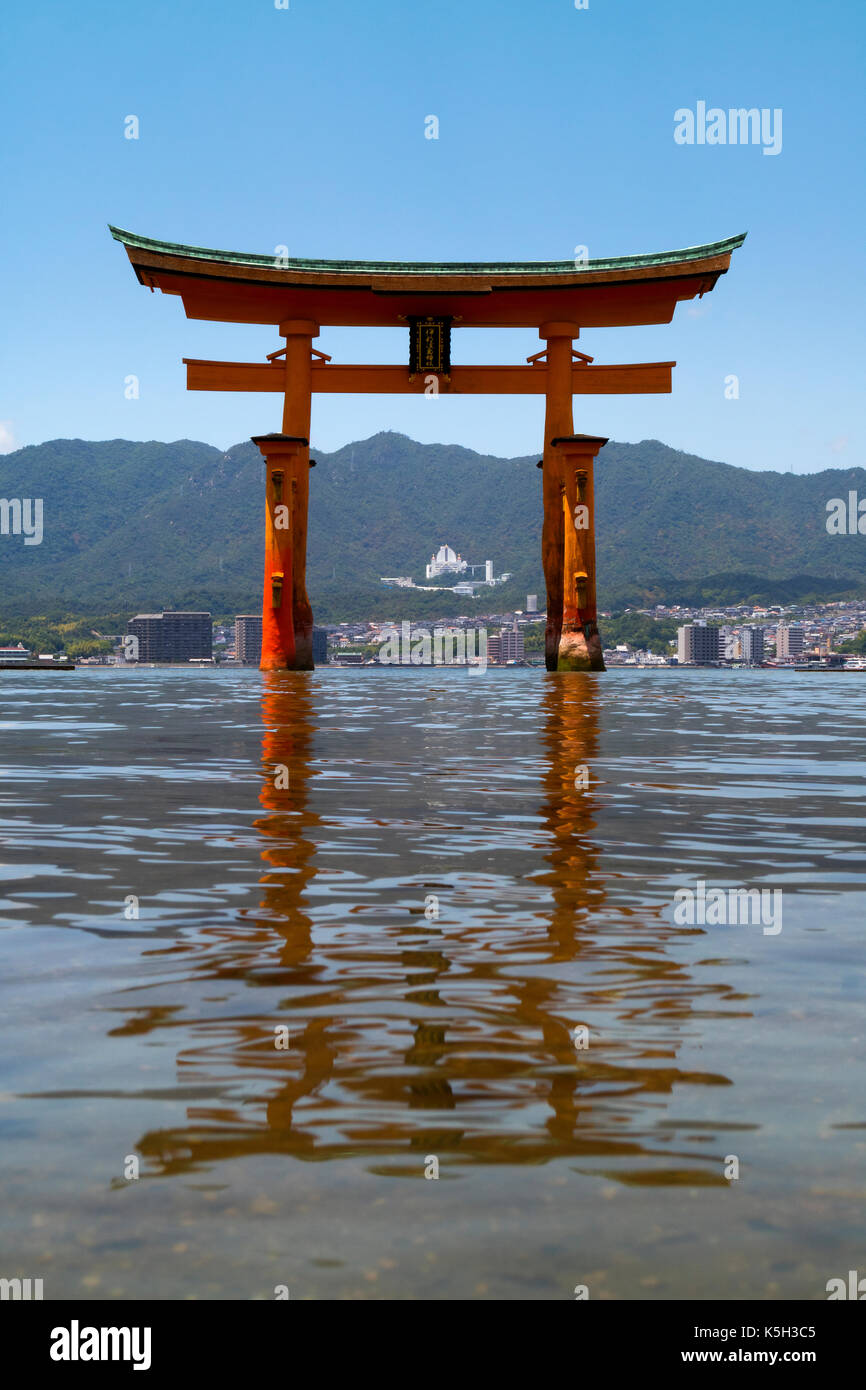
{"left": 109, "top": 226, "right": 746, "bottom": 275}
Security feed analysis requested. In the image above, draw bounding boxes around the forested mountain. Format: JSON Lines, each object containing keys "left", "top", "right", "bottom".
{"left": 1, "top": 432, "right": 863, "bottom": 622}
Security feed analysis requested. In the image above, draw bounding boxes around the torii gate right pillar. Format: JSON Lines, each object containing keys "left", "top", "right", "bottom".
{"left": 252, "top": 319, "right": 318, "bottom": 672}
{"left": 540, "top": 321, "right": 607, "bottom": 672}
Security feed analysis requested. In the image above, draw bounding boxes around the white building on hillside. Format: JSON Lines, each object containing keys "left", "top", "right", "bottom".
{"left": 426, "top": 544, "right": 467, "bottom": 579}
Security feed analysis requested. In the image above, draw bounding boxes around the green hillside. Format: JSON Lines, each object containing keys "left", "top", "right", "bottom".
{"left": 1, "top": 432, "right": 864, "bottom": 624}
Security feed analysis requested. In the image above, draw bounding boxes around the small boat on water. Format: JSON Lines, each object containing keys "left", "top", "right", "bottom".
{"left": 0, "top": 644, "right": 75, "bottom": 670}
{"left": 0, "top": 659, "right": 75, "bottom": 670}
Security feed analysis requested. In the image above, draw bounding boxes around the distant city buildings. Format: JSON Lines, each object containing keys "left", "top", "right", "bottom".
{"left": 312, "top": 628, "right": 329, "bottom": 664}
{"left": 126, "top": 611, "right": 212, "bottom": 663}
{"left": 776, "top": 623, "right": 805, "bottom": 658}
{"left": 676, "top": 622, "right": 769, "bottom": 666}
{"left": 740, "top": 626, "right": 765, "bottom": 664}
{"left": 501, "top": 620, "right": 525, "bottom": 663}
{"left": 488, "top": 620, "right": 525, "bottom": 664}
{"left": 104, "top": 597, "right": 862, "bottom": 673}
{"left": 235, "top": 614, "right": 262, "bottom": 665}
{"left": 677, "top": 623, "right": 722, "bottom": 665}
{"left": 603, "top": 600, "right": 866, "bottom": 669}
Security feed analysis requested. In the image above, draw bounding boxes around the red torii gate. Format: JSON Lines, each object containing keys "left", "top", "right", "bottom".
{"left": 111, "top": 227, "right": 745, "bottom": 671}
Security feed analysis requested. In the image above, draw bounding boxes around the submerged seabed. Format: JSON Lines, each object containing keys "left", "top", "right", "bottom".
{"left": 0, "top": 667, "right": 864, "bottom": 1300}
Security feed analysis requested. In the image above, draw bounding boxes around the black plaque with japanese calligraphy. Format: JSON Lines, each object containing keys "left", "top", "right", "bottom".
{"left": 408, "top": 316, "right": 451, "bottom": 377}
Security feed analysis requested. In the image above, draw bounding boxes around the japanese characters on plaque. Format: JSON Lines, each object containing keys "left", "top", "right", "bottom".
{"left": 408, "top": 316, "right": 452, "bottom": 377}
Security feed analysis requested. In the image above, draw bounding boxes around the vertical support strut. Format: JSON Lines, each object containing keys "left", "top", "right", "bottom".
{"left": 538, "top": 319, "right": 607, "bottom": 671}
{"left": 542, "top": 325, "right": 583, "bottom": 672}
{"left": 551, "top": 434, "right": 608, "bottom": 671}
{"left": 252, "top": 319, "right": 319, "bottom": 672}
{"left": 252, "top": 433, "right": 309, "bottom": 671}
{"left": 282, "top": 319, "right": 318, "bottom": 669}
{"left": 539, "top": 322, "right": 579, "bottom": 671}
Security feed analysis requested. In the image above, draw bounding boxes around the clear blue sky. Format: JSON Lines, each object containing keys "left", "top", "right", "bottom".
{"left": 1, "top": 0, "right": 863, "bottom": 472}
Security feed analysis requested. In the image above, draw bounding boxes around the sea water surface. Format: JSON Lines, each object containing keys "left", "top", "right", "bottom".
{"left": 0, "top": 667, "right": 864, "bottom": 1300}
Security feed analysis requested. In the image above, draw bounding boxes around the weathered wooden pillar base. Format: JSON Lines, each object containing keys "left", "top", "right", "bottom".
{"left": 556, "top": 625, "right": 605, "bottom": 671}
{"left": 557, "top": 632, "right": 591, "bottom": 671}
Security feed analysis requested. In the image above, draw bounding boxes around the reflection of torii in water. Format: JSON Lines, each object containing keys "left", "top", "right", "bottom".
{"left": 253, "top": 676, "right": 339, "bottom": 1154}
{"left": 130, "top": 676, "right": 740, "bottom": 1185}
{"left": 133, "top": 674, "right": 333, "bottom": 1171}
{"left": 516, "top": 679, "right": 736, "bottom": 1178}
